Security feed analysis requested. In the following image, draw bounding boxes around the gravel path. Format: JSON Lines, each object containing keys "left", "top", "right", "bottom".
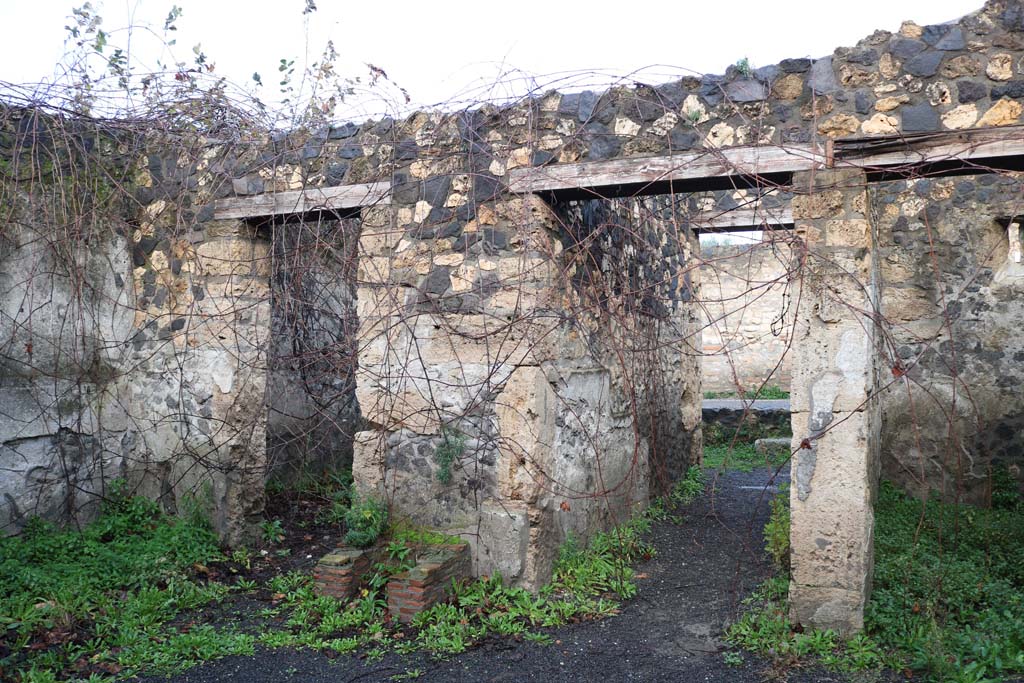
{"left": 141, "top": 468, "right": 855, "bottom": 683}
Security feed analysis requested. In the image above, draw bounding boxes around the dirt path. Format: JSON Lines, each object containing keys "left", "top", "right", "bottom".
{"left": 142, "top": 468, "right": 851, "bottom": 682}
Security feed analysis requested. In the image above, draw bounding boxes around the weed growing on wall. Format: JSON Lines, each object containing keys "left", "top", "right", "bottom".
{"left": 433, "top": 428, "right": 465, "bottom": 485}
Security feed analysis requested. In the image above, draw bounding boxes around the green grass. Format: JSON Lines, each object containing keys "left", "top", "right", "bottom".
{"left": 257, "top": 489, "right": 672, "bottom": 658}
{"left": 727, "top": 478, "right": 1024, "bottom": 682}
{"left": 703, "top": 385, "right": 790, "bottom": 401}
{"left": 703, "top": 442, "right": 789, "bottom": 473}
{"left": 1, "top": 466, "right": 709, "bottom": 679}
{"left": 0, "top": 484, "right": 248, "bottom": 681}
{"left": 703, "top": 419, "right": 791, "bottom": 449}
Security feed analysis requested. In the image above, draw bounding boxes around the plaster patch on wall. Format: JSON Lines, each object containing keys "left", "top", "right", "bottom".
{"left": 836, "top": 328, "right": 867, "bottom": 387}
{"left": 203, "top": 356, "right": 236, "bottom": 394}
{"left": 795, "top": 444, "right": 817, "bottom": 501}
{"left": 810, "top": 372, "right": 839, "bottom": 432}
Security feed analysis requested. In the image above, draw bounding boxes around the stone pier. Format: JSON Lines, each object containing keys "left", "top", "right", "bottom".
{"left": 788, "top": 168, "right": 882, "bottom": 635}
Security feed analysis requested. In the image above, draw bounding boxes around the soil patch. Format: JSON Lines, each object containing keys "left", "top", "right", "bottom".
{"left": 139, "top": 468, "right": 858, "bottom": 682}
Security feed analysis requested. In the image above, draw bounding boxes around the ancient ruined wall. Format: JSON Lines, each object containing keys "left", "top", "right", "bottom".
{"left": 0, "top": 189, "right": 133, "bottom": 531}
{"left": 0, "top": 119, "right": 272, "bottom": 543}
{"left": 700, "top": 241, "right": 795, "bottom": 394}
{"left": 350, "top": 191, "right": 701, "bottom": 589}
{"left": 7, "top": 0, "right": 1024, "bottom": 578}
{"left": 871, "top": 173, "right": 1024, "bottom": 502}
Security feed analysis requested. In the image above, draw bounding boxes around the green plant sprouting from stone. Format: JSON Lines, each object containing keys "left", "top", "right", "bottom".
{"left": 734, "top": 57, "right": 752, "bottom": 78}
{"left": 434, "top": 427, "right": 466, "bottom": 485}
{"left": 763, "top": 483, "right": 790, "bottom": 571}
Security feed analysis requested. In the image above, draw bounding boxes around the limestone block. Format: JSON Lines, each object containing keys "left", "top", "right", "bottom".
{"left": 203, "top": 276, "right": 271, "bottom": 301}
{"left": 433, "top": 253, "right": 465, "bottom": 268}
{"left": 789, "top": 410, "right": 875, "bottom": 591}
{"left": 976, "top": 98, "right": 1022, "bottom": 127}
{"left": 882, "top": 286, "right": 937, "bottom": 322}
{"left": 450, "top": 263, "right": 478, "bottom": 293}
{"left": 879, "top": 53, "right": 901, "bottom": 79}
{"left": 196, "top": 238, "right": 271, "bottom": 277}
{"left": 824, "top": 219, "right": 871, "bottom": 248}
{"left": 359, "top": 225, "right": 402, "bottom": 256}
{"left": 497, "top": 255, "right": 554, "bottom": 284}
{"left": 861, "top": 114, "right": 898, "bottom": 135}
{"left": 352, "top": 430, "right": 387, "bottom": 494}
{"left": 941, "top": 103, "right": 978, "bottom": 129}
{"left": 986, "top": 53, "right": 1014, "bottom": 81}
{"left": 648, "top": 112, "right": 678, "bottom": 136}
{"left": 773, "top": 74, "right": 804, "bottom": 100}
{"left": 790, "top": 324, "right": 872, "bottom": 415}
{"left": 496, "top": 365, "right": 557, "bottom": 503}
{"left": 705, "top": 123, "right": 735, "bottom": 148}
{"left": 358, "top": 256, "right": 392, "bottom": 284}
{"left": 789, "top": 584, "right": 866, "bottom": 635}
{"left": 680, "top": 95, "right": 710, "bottom": 124}
{"left": 791, "top": 191, "right": 845, "bottom": 220}
{"left": 356, "top": 372, "right": 441, "bottom": 435}
{"left": 613, "top": 117, "right": 641, "bottom": 137}
{"left": 475, "top": 500, "right": 530, "bottom": 581}
{"left": 817, "top": 114, "right": 860, "bottom": 138}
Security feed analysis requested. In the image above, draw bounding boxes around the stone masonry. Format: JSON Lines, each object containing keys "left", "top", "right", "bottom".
{"left": 700, "top": 241, "right": 795, "bottom": 394}
{"left": 4, "top": 0, "right": 1024, "bottom": 637}
{"left": 788, "top": 168, "right": 882, "bottom": 635}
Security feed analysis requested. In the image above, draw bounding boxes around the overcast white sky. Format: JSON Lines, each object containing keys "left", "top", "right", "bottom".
{"left": 0, "top": 0, "right": 982, "bottom": 120}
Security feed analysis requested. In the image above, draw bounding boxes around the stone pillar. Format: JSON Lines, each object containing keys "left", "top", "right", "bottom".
{"left": 788, "top": 168, "right": 881, "bottom": 635}
{"left": 195, "top": 222, "right": 272, "bottom": 545}
{"left": 127, "top": 217, "right": 272, "bottom": 546}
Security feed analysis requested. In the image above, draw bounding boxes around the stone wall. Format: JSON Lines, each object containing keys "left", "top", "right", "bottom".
{"left": 700, "top": 241, "right": 795, "bottom": 393}
{"left": 0, "top": 122, "right": 271, "bottom": 543}
{"left": 0, "top": 202, "right": 133, "bottom": 531}
{"left": 5, "top": 0, "right": 1024, "bottom": 614}
{"left": 872, "top": 173, "right": 1024, "bottom": 503}
{"left": 351, "top": 194, "right": 701, "bottom": 590}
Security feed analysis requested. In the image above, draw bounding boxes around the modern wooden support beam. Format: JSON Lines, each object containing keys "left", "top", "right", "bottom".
{"left": 507, "top": 125, "right": 1024, "bottom": 195}
{"left": 507, "top": 144, "right": 821, "bottom": 194}
{"left": 831, "top": 123, "right": 1024, "bottom": 167}
{"left": 212, "top": 181, "right": 391, "bottom": 220}
{"left": 688, "top": 205, "right": 793, "bottom": 232}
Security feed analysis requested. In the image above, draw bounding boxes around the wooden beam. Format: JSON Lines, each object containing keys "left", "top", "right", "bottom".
{"left": 507, "top": 125, "right": 1024, "bottom": 195}
{"left": 212, "top": 181, "right": 391, "bottom": 220}
{"left": 688, "top": 205, "right": 793, "bottom": 232}
{"left": 507, "top": 144, "right": 822, "bottom": 194}
{"left": 832, "top": 124, "right": 1024, "bottom": 169}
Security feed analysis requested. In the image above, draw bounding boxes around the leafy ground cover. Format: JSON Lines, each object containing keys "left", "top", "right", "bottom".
{"left": 0, "top": 486, "right": 243, "bottom": 681}
{"left": 701, "top": 410, "right": 791, "bottom": 473}
{"left": 1, "top": 469, "right": 706, "bottom": 682}
{"left": 726, "top": 474, "right": 1024, "bottom": 683}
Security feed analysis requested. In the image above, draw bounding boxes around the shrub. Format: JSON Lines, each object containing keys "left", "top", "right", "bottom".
{"left": 344, "top": 489, "right": 388, "bottom": 548}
